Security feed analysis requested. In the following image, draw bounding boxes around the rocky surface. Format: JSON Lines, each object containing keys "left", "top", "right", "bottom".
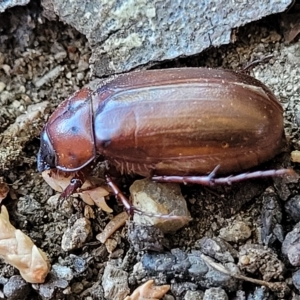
{"left": 40, "top": 0, "right": 293, "bottom": 76}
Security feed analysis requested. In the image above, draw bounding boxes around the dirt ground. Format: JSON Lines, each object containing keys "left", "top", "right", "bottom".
{"left": 1, "top": 2, "right": 300, "bottom": 300}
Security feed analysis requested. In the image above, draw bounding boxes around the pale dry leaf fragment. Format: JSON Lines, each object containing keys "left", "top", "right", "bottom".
{"left": 0, "top": 206, "right": 50, "bottom": 283}
{"left": 42, "top": 170, "right": 112, "bottom": 211}
{"left": 96, "top": 211, "right": 129, "bottom": 243}
{"left": 291, "top": 150, "right": 300, "bottom": 163}
{"left": 124, "top": 279, "right": 170, "bottom": 300}
{"left": 80, "top": 189, "right": 112, "bottom": 212}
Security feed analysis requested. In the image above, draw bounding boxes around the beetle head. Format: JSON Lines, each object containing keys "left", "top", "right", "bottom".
{"left": 37, "top": 88, "right": 97, "bottom": 172}
{"left": 37, "top": 129, "right": 56, "bottom": 172}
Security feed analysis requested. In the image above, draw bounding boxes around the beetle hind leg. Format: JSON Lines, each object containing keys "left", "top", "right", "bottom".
{"left": 152, "top": 167, "right": 296, "bottom": 186}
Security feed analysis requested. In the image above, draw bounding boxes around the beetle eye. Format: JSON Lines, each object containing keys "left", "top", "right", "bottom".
{"left": 37, "top": 130, "right": 56, "bottom": 172}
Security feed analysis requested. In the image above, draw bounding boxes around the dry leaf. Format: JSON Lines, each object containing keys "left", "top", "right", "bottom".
{"left": 124, "top": 279, "right": 170, "bottom": 300}
{"left": 96, "top": 211, "right": 129, "bottom": 243}
{"left": 42, "top": 170, "right": 112, "bottom": 211}
{"left": 0, "top": 206, "right": 50, "bottom": 283}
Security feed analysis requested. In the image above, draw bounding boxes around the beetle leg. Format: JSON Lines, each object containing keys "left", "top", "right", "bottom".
{"left": 105, "top": 175, "right": 191, "bottom": 221}
{"left": 58, "top": 175, "right": 84, "bottom": 208}
{"left": 242, "top": 55, "right": 273, "bottom": 72}
{"left": 152, "top": 168, "right": 295, "bottom": 186}
{"left": 105, "top": 175, "right": 134, "bottom": 215}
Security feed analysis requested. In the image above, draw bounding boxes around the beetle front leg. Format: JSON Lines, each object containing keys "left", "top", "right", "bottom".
{"left": 152, "top": 166, "right": 296, "bottom": 186}
{"left": 105, "top": 175, "right": 190, "bottom": 220}
{"left": 58, "top": 173, "right": 85, "bottom": 207}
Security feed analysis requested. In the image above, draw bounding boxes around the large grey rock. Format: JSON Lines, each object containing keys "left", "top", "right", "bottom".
{"left": 41, "top": 0, "right": 293, "bottom": 76}
{"left": 0, "top": 0, "right": 30, "bottom": 12}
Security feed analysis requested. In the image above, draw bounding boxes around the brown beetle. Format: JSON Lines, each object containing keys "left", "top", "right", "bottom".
{"left": 37, "top": 68, "right": 290, "bottom": 202}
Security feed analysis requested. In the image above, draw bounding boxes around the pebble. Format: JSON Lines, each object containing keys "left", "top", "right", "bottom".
{"left": 127, "top": 222, "right": 165, "bottom": 252}
{"left": 293, "top": 269, "right": 300, "bottom": 292}
{"left": 0, "top": 82, "right": 6, "bottom": 92}
{"left": 78, "top": 59, "right": 89, "bottom": 71}
{"left": 102, "top": 263, "right": 130, "bottom": 300}
{"left": 3, "top": 276, "right": 30, "bottom": 300}
{"left": 285, "top": 195, "right": 300, "bottom": 222}
{"left": 282, "top": 222, "right": 300, "bottom": 266}
{"left": 69, "top": 254, "right": 88, "bottom": 274}
{"left": 247, "top": 286, "right": 270, "bottom": 300}
{"left": 184, "top": 290, "right": 204, "bottom": 300}
{"left": 71, "top": 282, "right": 84, "bottom": 294}
{"left": 171, "top": 282, "right": 198, "bottom": 298}
{"left": 32, "top": 273, "right": 68, "bottom": 299}
{"left": 130, "top": 179, "right": 190, "bottom": 233}
{"left": 52, "top": 264, "right": 74, "bottom": 281}
{"left": 77, "top": 72, "right": 84, "bottom": 81}
{"left": 203, "top": 287, "right": 228, "bottom": 300}
{"left": 238, "top": 244, "right": 284, "bottom": 281}
{"left": 219, "top": 221, "right": 251, "bottom": 243}
{"left": 261, "top": 190, "right": 283, "bottom": 245}
{"left": 61, "top": 217, "right": 92, "bottom": 251}
{"left": 142, "top": 248, "right": 238, "bottom": 291}
{"left": 195, "top": 237, "right": 238, "bottom": 263}
{"left": 291, "top": 150, "right": 300, "bottom": 163}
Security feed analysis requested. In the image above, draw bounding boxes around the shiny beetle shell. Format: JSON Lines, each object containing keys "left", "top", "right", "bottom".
{"left": 37, "top": 68, "right": 284, "bottom": 176}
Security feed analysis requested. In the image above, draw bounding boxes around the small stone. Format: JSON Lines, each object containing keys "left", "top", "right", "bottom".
{"left": 219, "top": 221, "right": 251, "bottom": 243}
{"left": 102, "top": 263, "right": 130, "bottom": 300}
{"left": 247, "top": 287, "right": 271, "bottom": 300}
{"left": 61, "top": 217, "right": 92, "bottom": 251}
{"left": 0, "top": 82, "right": 6, "bottom": 92}
{"left": 293, "top": 270, "right": 300, "bottom": 292}
{"left": 69, "top": 254, "right": 88, "bottom": 274}
{"left": 52, "top": 264, "right": 74, "bottom": 281}
{"left": 130, "top": 179, "right": 190, "bottom": 233}
{"left": 291, "top": 150, "right": 300, "bottom": 163}
{"left": 282, "top": 222, "right": 300, "bottom": 266}
{"left": 78, "top": 59, "right": 89, "bottom": 71}
{"left": 71, "top": 282, "right": 84, "bottom": 294}
{"left": 77, "top": 72, "right": 84, "bottom": 81}
{"left": 238, "top": 244, "right": 284, "bottom": 281}
{"left": 128, "top": 222, "right": 165, "bottom": 252}
{"left": 12, "top": 100, "right": 21, "bottom": 108}
{"left": 184, "top": 290, "right": 204, "bottom": 300}
{"left": 203, "top": 287, "right": 228, "bottom": 300}
{"left": 285, "top": 195, "right": 300, "bottom": 222}
{"left": 195, "top": 237, "right": 238, "bottom": 263}
{"left": 1, "top": 64, "right": 11, "bottom": 76}
{"left": 3, "top": 276, "right": 30, "bottom": 299}
{"left": 260, "top": 190, "right": 283, "bottom": 245}
{"left": 32, "top": 273, "right": 68, "bottom": 299}
{"left": 66, "top": 72, "right": 72, "bottom": 79}
{"left": 54, "top": 51, "right": 67, "bottom": 61}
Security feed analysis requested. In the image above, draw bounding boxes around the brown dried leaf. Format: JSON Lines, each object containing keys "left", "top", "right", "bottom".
{"left": 124, "top": 279, "right": 170, "bottom": 300}
{"left": 96, "top": 211, "right": 129, "bottom": 243}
